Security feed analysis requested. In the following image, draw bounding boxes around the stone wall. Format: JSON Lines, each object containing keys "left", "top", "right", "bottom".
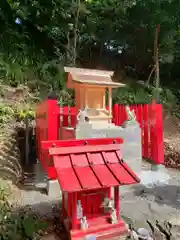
{"left": 75, "top": 121, "right": 142, "bottom": 176}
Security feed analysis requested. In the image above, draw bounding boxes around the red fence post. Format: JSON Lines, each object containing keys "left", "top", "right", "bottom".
{"left": 112, "top": 102, "right": 164, "bottom": 165}
{"left": 47, "top": 99, "right": 59, "bottom": 141}
{"left": 143, "top": 104, "right": 149, "bottom": 159}
{"left": 70, "top": 106, "right": 77, "bottom": 127}
{"left": 113, "top": 104, "right": 119, "bottom": 125}
{"left": 154, "top": 103, "right": 164, "bottom": 164}
{"left": 62, "top": 106, "right": 69, "bottom": 127}
{"left": 149, "top": 101, "right": 164, "bottom": 164}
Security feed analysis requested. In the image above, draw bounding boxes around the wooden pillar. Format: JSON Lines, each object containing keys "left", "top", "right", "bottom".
{"left": 108, "top": 87, "right": 112, "bottom": 123}
{"left": 114, "top": 186, "right": 120, "bottom": 220}
{"left": 103, "top": 88, "right": 106, "bottom": 109}
{"left": 71, "top": 192, "right": 77, "bottom": 230}
{"left": 84, "top": 87, "right": 88, "bottom": 108}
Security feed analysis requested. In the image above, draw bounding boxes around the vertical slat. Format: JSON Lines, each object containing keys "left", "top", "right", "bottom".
{"left": 62, "top": 106, "right": 69, "bottom": 127}
{"left": 68, "top": 192, "right": 72, "bottom": 217}
{"left": 138, "top": 105, "right": 143, "bottom": 128}
{"left": 70, "top": 107, "right": 77, "bottom": 127}
{"left": 137, "top": 105, "right": 143, "bottom": 156}
{"left": 119, "top": 105, "right": 126, "bottom": 125}
{"left": 154, "top": 104, "right": 164, "bottom": 164}
{"left": 113, "top": 104, "right": 119, "bottom": 125}
{"left": 47, "top": 100, "right": 59, "bottom": 140}
{"left": 56, "top": 105, "right": 60, "bottom": 140}
{"left": 143, "top": 104, "right": 149, "bottom": 158}
{"left": 149, "top": 102, "right": 156, "bottom": 161}
{"left": 90, "top": 195, "right": 95, "bottom": 217}
{"left": 118, "top": 105, "right": 122, "bottom": 125}
{"left": 71, "top": 192, "right": 77, "bottom": 230}
{"left": 62, "top": 193, "right": 66, "bottom": 217}
{"left": 84, "top": 194, "right": 88, "bottom": 216}
{"left": 114, "top": 186, "right": 120, "bottom": 220}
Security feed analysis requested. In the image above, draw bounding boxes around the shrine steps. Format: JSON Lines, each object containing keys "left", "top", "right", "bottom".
{"left": 70, "top": 217, "right": 128, "bottom": 240}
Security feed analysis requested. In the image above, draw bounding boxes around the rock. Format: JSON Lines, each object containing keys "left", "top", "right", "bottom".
{"left": 130, "top": 230, "right": 139, "bottom": 240}
{"left": 169, "top": 217, "right": 180, "bottom": 226}
{"left": 137, "top": 228, "right": 150, "bottom": 239}
{"left": 153, "top": 227, "right": 166, "bottom": 240}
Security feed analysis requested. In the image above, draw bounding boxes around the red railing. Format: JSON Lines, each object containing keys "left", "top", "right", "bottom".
{"left": 36, "top": 99, "right": 164, "bottom": 171}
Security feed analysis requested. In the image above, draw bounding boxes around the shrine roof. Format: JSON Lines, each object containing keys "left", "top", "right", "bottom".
{"left": 64, "top": 67, "right": 114, "bottom": 76}
{"left": 64, "top": 66, "right": 125, "bottom": 88}
{"left": 51, "top": 143, "right": 140, "bottom": 193}
{"left": 71, "top": 74, "right": 125, "bottom": 87}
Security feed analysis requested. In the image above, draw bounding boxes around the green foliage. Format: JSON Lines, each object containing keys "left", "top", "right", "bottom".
{"left": 0, "top": 102, "right": 36, "bottom": 126}
{"left": 0, "top": 104, "right": 14, "bottom": 124}
{"left": 113, "top": 83, "right": 153, "bottom": 105}
{"left": 0, "top": 0, "right": 180, "bottom": 114}
{"left": 113, "top": 82, "right": 177, "bottom": 113}
{"left": 0, "top": 184, "right": 48, "bottom": 240}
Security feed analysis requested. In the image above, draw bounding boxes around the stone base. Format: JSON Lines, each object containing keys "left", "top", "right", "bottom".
{"left": 46, "top": 179, "right": 62, "bottom": 199}
{"left": 34, "top": 161, "right": 62, "bottom": 198}
{"left": 139, "top": 165, "right": 170, "bottom": 187}
{"left": 71, "top": 219, "right": 129, "bottom": 240}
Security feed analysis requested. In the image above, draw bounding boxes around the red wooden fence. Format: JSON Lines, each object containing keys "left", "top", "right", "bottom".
{"left": 36, "top": 99, "right": 164, "bottom": 171}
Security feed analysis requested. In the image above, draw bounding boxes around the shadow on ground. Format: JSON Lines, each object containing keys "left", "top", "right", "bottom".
{"left": 11, "top": 200, "right": 68, "bottom": 240}
{"left": 134, "top": 184, "right": 180, "bottom": 209}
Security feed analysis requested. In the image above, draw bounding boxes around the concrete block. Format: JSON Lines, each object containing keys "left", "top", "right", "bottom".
{"left": 46, "top": 179, "right": 62, "bottom": 199}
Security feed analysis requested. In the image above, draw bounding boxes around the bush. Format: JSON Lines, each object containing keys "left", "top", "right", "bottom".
{"left": 113, "top": 82, "right": 177, "bottom": 113}
{"left": 0, "top": 184, "right": 47, "bottom": 240}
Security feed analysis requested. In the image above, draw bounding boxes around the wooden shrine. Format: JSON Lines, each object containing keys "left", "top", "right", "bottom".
{"left": 64, "top": 67, "right": 125, "bottom": 124}
{"left": 47, "top": 138, "right": 140, "bottom": 240}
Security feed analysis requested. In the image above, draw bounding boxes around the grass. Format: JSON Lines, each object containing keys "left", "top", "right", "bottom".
{"left": 0, "top": 181, "right": 48, "bottom": 240}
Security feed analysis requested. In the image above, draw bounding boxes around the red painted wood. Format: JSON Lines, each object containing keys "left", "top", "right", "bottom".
{"left": 41, "top": 138, "right": 123, "bottom": 150}
{"left": 47, "top": 100, "right": 60, "bottom": 141}
{"left": 114, "top": 186, "right": 120, "bottom": 220}
{"left": 86, "top": 153, "right": 118, "bottom": 187}
{"left": 70, "top": 153, "right": 89, "bottom": 167}
{"left": 53, "top": 155, "right": 72, "bottom": 169}
{"left": 47, "top": 166, "right": 57, "bottom": 179}
{"left": 62, "top": 106, "right": 69, "bottom": 127}
{"left": 103, "top": 151, "right": 119, "bottom": 163}
{"left": 54, "top": 155, "right": 81, "bottom": 192}
{"left": 137, "top": 104, "right": 143, "bottom": 128}
{"left": 143, "top": 104, "right": 149, "bottom": 158}
{"left": 49, "top": 144, "right": 122, "bottom": 156}
{"left": 107, "top": 163, "right": 139, "bottom": 184}
{"left": 53, "top": 145, "right": 139, "bottom": 192}
{"left": 153, "top": 104, "right": 164, "bottom": 164}
{"left": 74, "top": 166, "right": 101, "bottom": 190}
{"left": 70, "top": 217, "right": 128, "bottom": 239}
{"left": 90, "top": 164, "right": 118, "bottom": 187}
{"left": 119, "top": 105, "right": 125, "bottom": 125}
{"left": 42, "top": 138, "right": 123, "bottom": 180}
{"left": 69, "top": 107, "right": 77, "bottom": 127}
{"left": 113, "top": 104, "right": 118, "bottom": 125}
{"left": 55, "top": 167, "right": 81, "bottom": 192}
{"left": 149, "top": 102, "right": 156, "bottom": 161}
{"left": 72, "top": 192, "right": 77, "bottom": 230}
{"left": 36, "top": 99, "right": 164, "bottom": 172}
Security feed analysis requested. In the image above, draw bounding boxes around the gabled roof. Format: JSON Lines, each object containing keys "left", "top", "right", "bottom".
{"left": 51, "top": 143, "right": 140, "bottom": 193}
{"left": 71, "top": 73, "right": 125, "bottom": 87}
{"left": 64, "top": 66, "right": 125, "bottom": 88}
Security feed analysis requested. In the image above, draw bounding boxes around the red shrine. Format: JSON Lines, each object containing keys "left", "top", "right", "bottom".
{"left": 43, "top": 138, "right": 140, "bottom": 240}
{"left": 37, "top": 67, "right": 140, "bottom": 239}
